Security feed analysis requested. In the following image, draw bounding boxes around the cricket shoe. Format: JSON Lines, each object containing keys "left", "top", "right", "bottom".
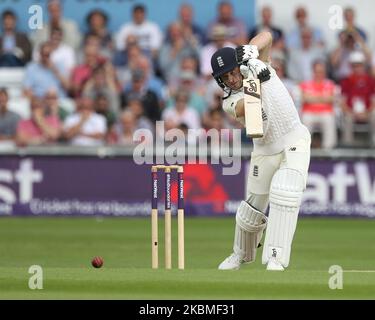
{"left": 218, "top": 253, "right": 249, "bottom": 270}
{"left": 266, "top": 257, "right": 285, "bottom": 271}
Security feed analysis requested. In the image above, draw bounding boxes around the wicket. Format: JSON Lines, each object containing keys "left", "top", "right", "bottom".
{"left": 151, "top": 165, "right": 184, "bottom": 270}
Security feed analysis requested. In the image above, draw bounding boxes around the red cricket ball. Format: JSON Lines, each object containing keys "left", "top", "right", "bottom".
{"left": 91, "top": 256, "right": 104, "bottom": 268}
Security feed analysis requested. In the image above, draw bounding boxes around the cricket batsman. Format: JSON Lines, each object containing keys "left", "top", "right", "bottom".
{"left": 210, "top": 31, "right": 311, "bottom": 271}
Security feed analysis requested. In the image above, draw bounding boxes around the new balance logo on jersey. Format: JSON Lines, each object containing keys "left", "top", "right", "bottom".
{"left": 289, "top": 147, "right": 297, "bottom": 151}
{"left": 217, "top": 56, "right": 224, "bottom": 67}
{"left": 272, "top": 248, "right": 277, "bottom": 258}
{"left": 253, "top": 165, "right": 259, "bottom": 177}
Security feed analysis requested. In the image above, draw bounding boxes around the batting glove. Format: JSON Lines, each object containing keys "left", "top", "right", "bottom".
{"left": 245, "top": 58, "right": 271, "bottom": 83}
{"left": 239, "top": 65, "right": 250, "bottom": 78}
{"left": 236, "top": 45, "right": 259, "bottom": 64}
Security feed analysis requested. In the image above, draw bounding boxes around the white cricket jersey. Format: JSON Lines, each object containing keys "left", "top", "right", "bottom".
{"left": 222, "top": 65, "right": 310, "bottom": 155}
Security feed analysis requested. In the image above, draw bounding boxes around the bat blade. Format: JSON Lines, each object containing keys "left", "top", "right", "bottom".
{"left": 243, "top": 77, "right": 263, "bottom": 138}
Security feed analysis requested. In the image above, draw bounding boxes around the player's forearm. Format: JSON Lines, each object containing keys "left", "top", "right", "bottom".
{"left": 249, "top": 31, "right": 273, "bottom": 49}
{"left": 249, "top": 31, "right": 273, "bottom": 62}
{"left": 235, "top": 99, "right": 245, "bottom": 118}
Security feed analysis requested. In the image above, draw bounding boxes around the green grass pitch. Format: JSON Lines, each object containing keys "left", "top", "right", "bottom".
{"left": 0, "top": 217, "right": 374, "bottom": 299}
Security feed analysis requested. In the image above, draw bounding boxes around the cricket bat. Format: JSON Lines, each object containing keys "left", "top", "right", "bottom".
{"left": 243, "top": 77, "right": 264, "bottom": 138}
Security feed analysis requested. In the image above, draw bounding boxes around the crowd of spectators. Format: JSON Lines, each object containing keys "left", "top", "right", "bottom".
{"left": 0, "top": 0, "right": 374, "bottom": 150}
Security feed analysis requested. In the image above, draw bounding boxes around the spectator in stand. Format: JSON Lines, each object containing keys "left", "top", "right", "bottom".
{"left": 70, "top": 42, "right": 107, "bottom": 97}
{"left": 330, "top": 29, "right": 371, "bottom": 82}
{"left": 48, "top": 28, "right": 76, "bottom": 79}
{"left": 340, "top": 51, "right": 375, "bottom": 146}
{"left": 93, "top": 93, "right": 117, "bottom": 142}
{"left": 43, "top": 88, "right": 70, "bottom": 122}
{"left": 249, "top": 6, "right": 284, "bottom": 51}
{"left": 179, "top": 54, "right": 200, "bottom": 73}
{"left": 271, "top": 52, "right": 300, "bottom": 105}
{"left": 122, "top": 69, "right": 161, "bottom": 123}
{"left": 113, "top": 34, "right": 151, "bottom": 68}
{"left": 0, "top": 10, "right": 32, "bottom": 67}
{"left": 169, "top": 54, "right": 201, "bottom": 87}
{"left": 16, "top": 95, "right": 62, "bottom": 146}
{"left": 342, "top": 7, "right": 367, "bottom": 42}
{"left": 202, "top": 108, "right": 232, "bottom": 146}
{"left": 300, "top": 60, "right": 338, "bottom": 149}
{"left": 131, "top": 55, "right": 165, "bottom": 103}
{"left": 115, "top": 43, "right": 144, "bottom": 87}
{"left": 286, "top": 6, "right": 324, "bottom": 50}
{"left": 200, "top": 24, "right": 235, "bottom": 80}
{"left": 23, "top": 42, "right": 69, "bottom": 98}
{"left": 162, "top": 88, "right": 200, "bottom": 131}
{"left": 204, "top": 79, "right": 224, "bottom": 112}
{"left": 111, "top": 103, "right": 154, "bottom": 146}
{"left": 114, "top": 37, "right": 160, "bottom": 95}
{"left": 112, "top": 110, "right": 137, "bottom": 145}
{"left": 0, "top": 88, "right": 20, "bottom": 147}
{"left": 115, "top": 4, "right": 163, "bottom": 59}
{"left": 31, "top": 0, "right": 81, "bottom": 51}
{"left": 82, "top": 62, "right": 120, "bottom": 114}
{"left": 123, "top": 94, "right": 153, "bottom": 132}
{"left": 106, "top": 93, "right": 152, "bottom": 145}
{"left": 207, "top": 1, "right": 246, "bottom": 46}
{"left": 166, "top": 70, "right": 206, "bottom": 116}
{"left": 158, "top": 22, "right": 199, "bottom": 82}
{"left": 174, "top": 3, "right": 205, "bottom": 46}
{"left": 84, "top": 9, "right": 113, "bottom": 55}
{"left": 80, "top": 33, "right": 112, "bottom": 62}
{"left": 205, "top": 108, "right": 225, "bottom": 130}
{"left": 273, "top": 60, "right": 298, "bottom": 103}
{"left": 63, "top": 96, "right": 107, "bottom": 146}
{"left": 287, "top": 27, "right": 326, "bottom": 82}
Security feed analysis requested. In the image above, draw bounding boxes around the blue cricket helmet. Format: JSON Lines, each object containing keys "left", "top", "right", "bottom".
{"left": 211, "top": 47, "right": 239, "bottom": 88}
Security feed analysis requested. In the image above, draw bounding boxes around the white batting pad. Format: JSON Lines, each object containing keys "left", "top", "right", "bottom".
{"left": 262, "top": 168, "right": 304, "bottom": 267}
{"left": 234, "top": 201, "right": 267, "bottom": 262}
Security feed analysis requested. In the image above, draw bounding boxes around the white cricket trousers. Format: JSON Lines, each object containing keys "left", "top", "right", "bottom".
{"left": 245, "top": 134, "right": 311, "bottom": 212}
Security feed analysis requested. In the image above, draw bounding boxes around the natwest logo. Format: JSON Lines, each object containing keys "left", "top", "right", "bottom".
{"left": 0, "top": 159, "right": 43, "bottom": 206}
{"left": 304, "top": 162, "right": 375, "bottom": 204}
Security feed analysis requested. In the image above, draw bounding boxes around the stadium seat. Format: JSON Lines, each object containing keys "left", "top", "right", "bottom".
{"left": 0, "top": 67, "right": 25, "bottom": 98}
{"left": 337, "top": 114, "right": 371, "bottom": 147}
{"left": 7, "top": 97, "right": 30, "bottom": 119}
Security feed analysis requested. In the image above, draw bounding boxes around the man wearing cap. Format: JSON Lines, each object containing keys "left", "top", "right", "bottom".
{"left": 207, "top": 1, "right": 247, "bottom": 46}
{"left": 340, "top": 51, "right": 375, "bottom": 146}
{"left": 210, "top": 31, "right": 311, "bottom": 271}
{"left": 200, "top": 24, "right": 235, "bottom": 80}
